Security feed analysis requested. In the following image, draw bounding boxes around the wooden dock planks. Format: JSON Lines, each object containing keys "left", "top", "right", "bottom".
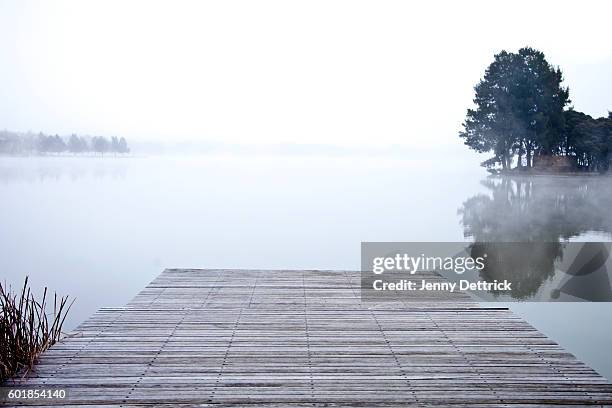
{"left": 4, "top": 269, "right": 612, "bottom": 407}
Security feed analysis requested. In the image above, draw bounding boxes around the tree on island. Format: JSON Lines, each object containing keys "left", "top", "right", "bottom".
{"left": 460, "top": 47, "right": 611, "bottom": 172}
{"left": 563, "top": 109, "right": 611, "bottom": 171}
{"left": 460, "top": 47, "right": 569, "bottom": 170}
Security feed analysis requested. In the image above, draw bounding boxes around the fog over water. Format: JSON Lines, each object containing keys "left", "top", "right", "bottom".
{"left": 1, "top": 155, "right": 612, "bottom": 380}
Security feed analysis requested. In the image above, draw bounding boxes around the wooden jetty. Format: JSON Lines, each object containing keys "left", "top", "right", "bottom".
{"left": 5, "top": 269, "right": 612, "bottom": 407}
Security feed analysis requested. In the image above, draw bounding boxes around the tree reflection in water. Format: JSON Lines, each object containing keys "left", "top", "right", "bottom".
{"left": 459, "top": 176, "right": 612, "bottom": 300}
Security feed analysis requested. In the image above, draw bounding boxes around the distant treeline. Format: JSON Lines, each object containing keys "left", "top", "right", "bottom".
{"left": 0, "top": 131, "right": 130, "bottom": 155}
{"left": 460, "top": 47, "right": 612, "bottom": 173}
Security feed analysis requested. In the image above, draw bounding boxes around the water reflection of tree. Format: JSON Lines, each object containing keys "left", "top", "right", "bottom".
{"left": 469, "top": 243, "right": 562, "bottom": 299}
{"left": 0, "top": 161, "right": 128, "bottom": 184}
{"left": 459, "top": 176, "right": 612, "bottom": 299}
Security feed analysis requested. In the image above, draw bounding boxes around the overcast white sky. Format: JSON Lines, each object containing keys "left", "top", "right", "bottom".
{"left": 0, "top": 0, "right": 610, "bottom": 149}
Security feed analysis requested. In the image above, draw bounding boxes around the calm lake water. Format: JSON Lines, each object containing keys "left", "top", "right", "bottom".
{"left": 1, "top": 155, "right": 612, "bottom": 380}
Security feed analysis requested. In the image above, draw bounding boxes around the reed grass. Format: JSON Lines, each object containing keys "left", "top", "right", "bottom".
{"left": 0, "top": 277, "right": 73, "bottom": 382}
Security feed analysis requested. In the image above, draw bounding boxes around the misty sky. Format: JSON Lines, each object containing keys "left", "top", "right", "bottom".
{"left": 0, "top": 0, "right": 610, "bottom": 149}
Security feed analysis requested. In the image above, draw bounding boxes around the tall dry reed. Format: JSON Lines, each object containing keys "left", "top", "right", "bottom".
{"left": 0, "top": 277, "right": 73, "bottom": 382}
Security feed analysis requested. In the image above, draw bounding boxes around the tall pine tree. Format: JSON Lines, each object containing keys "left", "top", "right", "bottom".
{"left": 460, "top": 47, "right": 570, "bottom": 170}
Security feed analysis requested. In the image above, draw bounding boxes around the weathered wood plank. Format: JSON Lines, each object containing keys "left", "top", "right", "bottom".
{"left": 4, "top": 269, "right": 612, "bottom": 407}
